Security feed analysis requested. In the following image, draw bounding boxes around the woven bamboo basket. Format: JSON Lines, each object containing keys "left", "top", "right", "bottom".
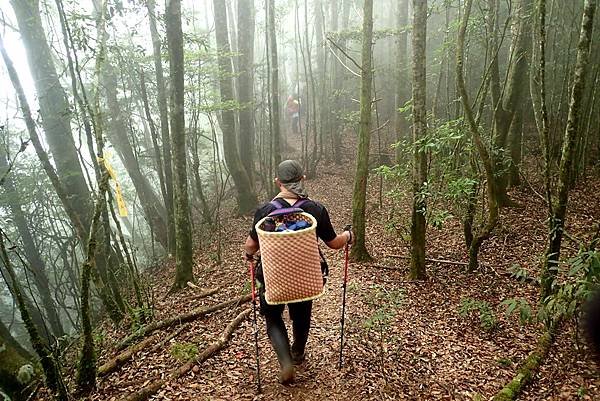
{"left": 256, "top": 212, "right": 323, "bottom": 305}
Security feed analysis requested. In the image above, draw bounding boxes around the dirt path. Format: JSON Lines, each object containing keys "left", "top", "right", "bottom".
{"left": 91, "top": 143, "right": 600, "bottom": 400}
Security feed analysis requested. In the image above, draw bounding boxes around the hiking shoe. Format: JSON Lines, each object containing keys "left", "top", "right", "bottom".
{"left": 290, "top": 350, "right": 306, "bottom": 365}
{"left": 278, "top": 364, "right": 295, "bottom": 385}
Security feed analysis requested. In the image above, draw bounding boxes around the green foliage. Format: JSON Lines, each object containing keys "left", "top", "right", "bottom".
{"left": 509, "top": 264, "right": 538, "bottom": 284}
{"left": 169, "top": 342, "right": 199, "bottom": 362}
{"left": 430, "top": 209, "right": 453, "bottom": 229}
{"left": 363, "top": 284, "right": 404, "bottom": 330}
{"left": 540, "top": 251, "right": 600, "bottom": 325}
{"left": 501, "top": 298, "right": 533, "bottom": 325}
{"left": 496, "top": 357, "right": 513, "bottom": 367}
{"left": 129, "top": 306, "right": 153, "bottom": 334}
{"left": 458, "top": 298, "right": 498, "bottom": 331}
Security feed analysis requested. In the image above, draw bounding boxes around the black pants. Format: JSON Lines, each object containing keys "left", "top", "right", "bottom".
{"left": 259, "top": 289, "right": 312, "bottom": 368}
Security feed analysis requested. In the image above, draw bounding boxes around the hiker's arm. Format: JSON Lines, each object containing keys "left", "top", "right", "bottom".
{"left": 244, "top": 235, "right": 259, "bottom": 257}
{"left": 325, "top": 231, "right": 351, "bottom": 250}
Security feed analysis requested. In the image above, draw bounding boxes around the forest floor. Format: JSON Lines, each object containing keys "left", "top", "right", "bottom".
{"left": 73, "top": 135, "right": 600, "bottom": 401}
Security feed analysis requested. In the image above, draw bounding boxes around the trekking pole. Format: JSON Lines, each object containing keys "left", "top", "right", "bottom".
{"left": 338, "top": 224, "right": 352, "bottom": 369}
{"left": 248, "top": 259, "right": 261, "bottom": 393}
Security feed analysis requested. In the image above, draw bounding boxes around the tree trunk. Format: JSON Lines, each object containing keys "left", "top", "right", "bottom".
{"left": 0, "top": 320, "right": 36, "bottom": 401}
{"left": 267, "top": 0, "right": 282, "bottom": 170}
{"left": 350, "top": 0, "right": 374, "bottom": 262}
{"left": 10, "top": 0, "right": 92, "bottom": 226}
{"left": 541, "top": 0, "right": 596, "bottom": 300}
{"left": 166, "top": 0, "right": 194, "bottom": 289}
{"left": 457, "top": 0, "right": 500, "bottom": 272}
{"left": 237, "top": 0, "right": 256, "bottom": 184}
{"left": 0, "top": 151, "right": 64, "bottom": 338}
{"left": 491, "top": 0, "right": 533, "bottom": 206}
{"left": 147, "top": 0, "right": 176, "bottom": 254}
{"left": 409, "top": 0, "right": 428, "bottom": 280}
{"left": 103, "top": 63, "right": 169, "bottom": 249}
{"left": 213, "top": 0, "right": 258, "bottom": 213}
{"left": 395, "top": 0, "right": 410, "bottom": 163}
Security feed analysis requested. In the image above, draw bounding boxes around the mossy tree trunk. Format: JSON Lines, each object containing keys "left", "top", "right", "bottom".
{"left": 147, "top": 0, "right": 176, "bottom": 255}
{"left": 0, "top": 321, "right": 37, "bottom": 401}
{"left": 350, "top": 0, "right": 374, "bottom": 262}
{"left": 213, "top": 0, "right": 258, "bottom": 214}
{"left": 77, "top": 2, "right": 111, "bottom": 392}
{"left": 0, "top": 231, "right": 67, "bottom": 400}
{"left": 540, "top": 0, "right": 596, "bottom": 300}
{"left": 166, "top": 0, "right": 194, "bottom": 290}
{"left": 409, "top": 0, "right": 428, "bottom": 280}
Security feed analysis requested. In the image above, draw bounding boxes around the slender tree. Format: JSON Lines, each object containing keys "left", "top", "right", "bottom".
{"left": 0, "top": 231, "right": 68, "bottom": 400}
{"left": 395, "top": 0, "right": 410, "bottom": 163}
{"left": 540, "top": 0, "right": 596, "bottom": 300}
{"left": 267, "top": 0, "right": 282, "bottom": 170}
{"left": 165, "top": 0, "right": 194, "bottom": 289}
{"left": 0, "top": 150, "right": 64, "bottom": 338}
{"left": 350, "top": 0, "right": 374, "bottom": 262}
{"left": 409, "top": 0, "right": 428, "bottom": 280}
{"left": 102, "top": 62, "right": 169, "bottom": 249}
{"left": 457, "top": 0, "right": 500, "bottom": 272}
{"left": 213, "top": 0, "right": 258, "bottom": 213}
{"left": 237, "top": 0, "right": 256, "bottom": 183}
{"left": 147, "top": 0, "right": 176, "bottom": 254}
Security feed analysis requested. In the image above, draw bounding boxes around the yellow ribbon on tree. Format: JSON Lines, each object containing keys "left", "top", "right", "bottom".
{"left": 99, "top": 151, "right": 128, "bottom": 217}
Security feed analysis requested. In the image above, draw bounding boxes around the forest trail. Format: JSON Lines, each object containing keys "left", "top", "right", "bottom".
{"left": 90, "top": 141, "right": 600, "bottom": 401}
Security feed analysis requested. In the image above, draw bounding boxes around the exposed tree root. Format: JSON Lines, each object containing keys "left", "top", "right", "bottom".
{"left": 115, "top": 293, "right": 251, "bottom": 351}
{"left": 121, "top": 308, "right": 251, "bottom": 401}
{"left": 98, "top": 335, "right": 156, "bottom": 376}
{"left": 492, "top": 329, "right": 554, "bottom": 401}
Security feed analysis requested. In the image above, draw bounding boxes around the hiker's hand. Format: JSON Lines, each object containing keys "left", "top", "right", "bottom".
{"left": 344, "top": 230, "right": 353, "bottom": 245}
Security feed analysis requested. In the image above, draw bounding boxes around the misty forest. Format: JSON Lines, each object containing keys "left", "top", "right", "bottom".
{"left": 0, "top": 0, "right": 599, "bottom": 400}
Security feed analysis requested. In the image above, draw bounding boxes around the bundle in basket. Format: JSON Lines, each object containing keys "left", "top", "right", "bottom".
{"left": 256, "top": 212, "right": 323, "bottom": 305}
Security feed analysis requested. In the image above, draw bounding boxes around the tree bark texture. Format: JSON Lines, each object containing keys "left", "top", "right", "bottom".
{"left": 409, "top": 0, "right": 428, "bottom": 280}
{"left": 166, "top": 0, "right": 194, "bottom": 289}
{"left": 541, "top": 0, "right": 596, "bottom": 300}
{"left": 213, "top": 0, "right": 258, "bottom": 214}
{"left": 350, "top": 0, "right": 374, "bottom": 262}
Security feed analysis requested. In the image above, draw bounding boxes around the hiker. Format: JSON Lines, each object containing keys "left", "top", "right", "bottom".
{"left": 285, "top": 95, "right": 300, "bottom": 135}
{"left": 244, "top": 159, "right": 352, "bottom": 384}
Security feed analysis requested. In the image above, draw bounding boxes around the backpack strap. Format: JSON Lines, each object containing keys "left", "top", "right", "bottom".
{"left": 270, "top": 198, "right": 309, "bottom": 209}
{"left": 268, "top": 198, "right": 310, "bottom": 218}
